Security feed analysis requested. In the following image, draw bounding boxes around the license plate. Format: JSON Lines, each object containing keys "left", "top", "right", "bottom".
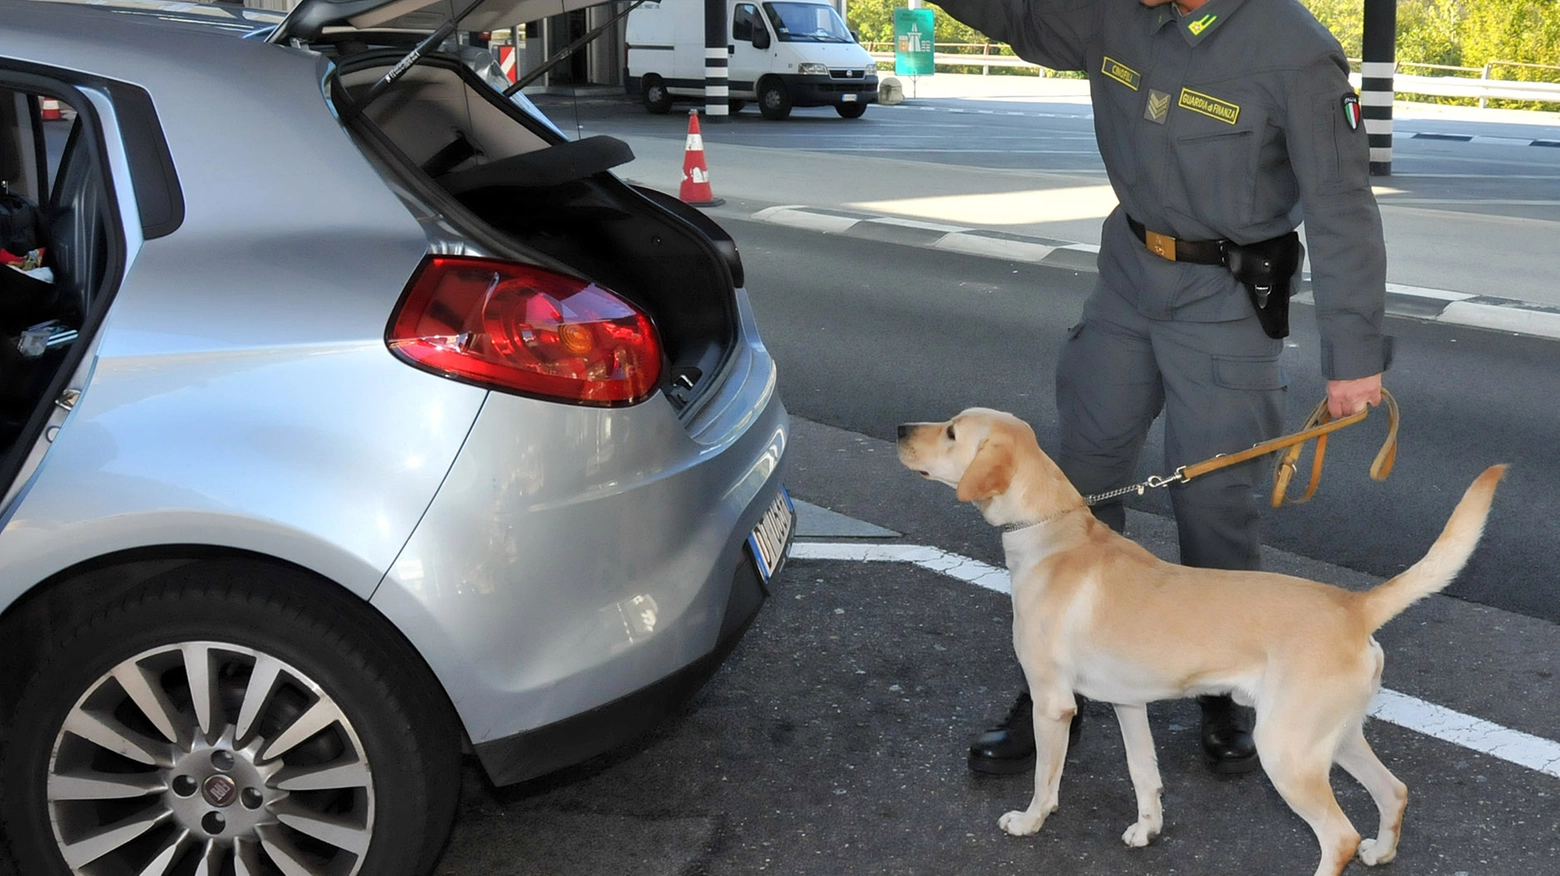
{"left": 747, "top": 488, "right": 794, "bottom": 584}
{"left": 842, "top": 93, "right": 858, "bottom": 102}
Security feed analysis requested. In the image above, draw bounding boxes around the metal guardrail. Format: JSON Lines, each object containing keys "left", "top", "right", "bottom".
{"left": 1386, "top": 73, "right": 1560, "bottom": 105}
{"left": 866, "top": 47, "right": 1560, "bottom": 107}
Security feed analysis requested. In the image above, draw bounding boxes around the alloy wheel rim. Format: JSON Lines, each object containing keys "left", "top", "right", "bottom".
{"left": 45, "top": 641, "right": 376, "bottom": 876}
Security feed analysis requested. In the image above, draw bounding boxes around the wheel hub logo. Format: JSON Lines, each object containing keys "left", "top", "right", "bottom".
{"left": 203, "top": 774, "right": 238, "bottom": 807}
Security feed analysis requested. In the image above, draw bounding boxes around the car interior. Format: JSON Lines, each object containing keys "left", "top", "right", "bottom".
{"left": 332, "top": 52, "right": 743, "bottom": 412}
{"left": 0, "top": 85, "right": 113, "bottom": 464}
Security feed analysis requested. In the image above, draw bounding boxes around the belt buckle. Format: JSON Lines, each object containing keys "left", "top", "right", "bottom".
{"left": 1145, "top": 230, "right": 1177, "bottom": 261}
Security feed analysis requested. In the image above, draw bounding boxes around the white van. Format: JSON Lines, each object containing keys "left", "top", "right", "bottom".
{"left": 626, "top": 0, "right": 879, "bottom": 119}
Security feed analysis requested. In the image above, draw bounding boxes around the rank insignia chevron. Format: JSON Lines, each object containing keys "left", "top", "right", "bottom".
{"left": 1145, "top": 89, "right": 1171, "bottom": 124}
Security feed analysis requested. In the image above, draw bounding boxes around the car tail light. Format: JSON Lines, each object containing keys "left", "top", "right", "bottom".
{"left": 387, "top": 256, "right": 662, "bottom": 405}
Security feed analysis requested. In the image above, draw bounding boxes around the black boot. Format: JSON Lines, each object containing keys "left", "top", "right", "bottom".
{"left": 968, "top": 691, "right": 1085, "bottom": 775}
{"left": 1199, "top": 694, "right": 1259, "bottom": 774}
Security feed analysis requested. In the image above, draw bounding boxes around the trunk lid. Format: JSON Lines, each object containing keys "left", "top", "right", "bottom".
{"left": 271, "top": 0, "right": 612, "bottom": 42}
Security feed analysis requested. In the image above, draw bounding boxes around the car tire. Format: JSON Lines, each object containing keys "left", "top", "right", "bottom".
{"left": 728, "top": 99, "right": 745, "bottom": 114}
{"left": 758, "top": 78, "right": 792, "bottom": 120}
{"left": 0, "top": 560, "right": 461, "bottom": 876}
{"left": 835, "top": 102, "right": 868, "bottom": 119}
{"left": 643, "top": 75, "right": 674, "bottom": 114}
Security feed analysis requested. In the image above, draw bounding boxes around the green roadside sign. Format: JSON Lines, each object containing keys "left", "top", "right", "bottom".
{"left": 894, "top": 8, "right": 935, "bottom": 77}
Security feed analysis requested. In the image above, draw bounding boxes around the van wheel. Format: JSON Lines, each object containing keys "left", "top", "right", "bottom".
{"left": 643, "top": 75, "right": 674, "bottom": 114}
{"left": 835, "top": 102, "right": 868, "bottom": 119}
{"left": 758, "top": 78, "right": 792, "bottom": 120}
{"left": 728, "top": 99, "right": 745, "bottom": 114}
{"left": 0, "top": 562, "right": 462, "bottom": 876}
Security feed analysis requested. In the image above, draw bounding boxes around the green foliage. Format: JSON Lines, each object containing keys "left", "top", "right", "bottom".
{"left": 1458, "top": 1, "right": 1560, "bottom": 72}
{"left": 1394, "top": 0, "right": 1463, "bottom": 68}
{"left": 1299, "top": 0, "right": 1559, "bottom": 71}
{"left": 1302, "top": 0, "right": 1364, "bottom": 56}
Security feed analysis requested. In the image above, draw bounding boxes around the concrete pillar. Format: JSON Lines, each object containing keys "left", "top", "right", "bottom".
{"left": 521, "top": 19, "right": 547, "bottom": 87}
{"left": 587, "top": 3, "right": 621, "bottom": 86}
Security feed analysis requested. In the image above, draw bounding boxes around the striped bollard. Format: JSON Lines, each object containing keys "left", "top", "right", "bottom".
{"left": 1362, "top": 0, "right": 1396, "bottom": 176}
{"left": 704, "top": 0, "right": 728, "bottom": 119}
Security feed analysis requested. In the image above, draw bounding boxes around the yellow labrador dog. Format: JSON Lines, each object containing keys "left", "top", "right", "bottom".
{"left": 896, "top": 407, "right": 1504, "bottom": 876}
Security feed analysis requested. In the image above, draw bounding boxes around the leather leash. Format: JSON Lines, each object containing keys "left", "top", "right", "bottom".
{"left": 1083, "top": 389, "right": 1399, "bottom": 508}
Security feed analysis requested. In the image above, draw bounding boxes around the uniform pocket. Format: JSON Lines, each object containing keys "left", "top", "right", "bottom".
{"left": 1211, "top": 353, "right": 1288, "bottom": 391}
{"left": 1173, "top": 127, "right": 1256, "bottom": 228}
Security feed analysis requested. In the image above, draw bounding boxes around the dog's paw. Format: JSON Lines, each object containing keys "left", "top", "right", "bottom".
{"left": 1358, "top": 838, "right": 1397, "bottom": 865}
{"left": 1121, "top": 817, "right": 1161, "bottom": 848}
{"left": 999, "top": 810, "right": 1046, "bottom": 836}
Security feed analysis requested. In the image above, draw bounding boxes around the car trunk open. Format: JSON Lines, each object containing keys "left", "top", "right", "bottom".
{"left": 331, "top": 51, "right": 741, "bottom": 413}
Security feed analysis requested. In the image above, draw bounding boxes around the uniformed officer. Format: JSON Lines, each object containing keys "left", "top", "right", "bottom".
{"left": 932, "top": 0, "right": 1390, "bottom": 775}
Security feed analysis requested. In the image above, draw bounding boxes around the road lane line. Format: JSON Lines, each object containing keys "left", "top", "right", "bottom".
{"left": 789, "top": 540, "right": 1560, "bottom": 780}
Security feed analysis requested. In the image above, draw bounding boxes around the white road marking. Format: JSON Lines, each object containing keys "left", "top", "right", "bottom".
{"left": 789, "top": 540, "right": 1560, "bottom": 780}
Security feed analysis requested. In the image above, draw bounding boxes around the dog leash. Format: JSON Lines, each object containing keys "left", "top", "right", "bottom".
{"left": 1084, "top": 388, "right": 1399, "bottom": 509}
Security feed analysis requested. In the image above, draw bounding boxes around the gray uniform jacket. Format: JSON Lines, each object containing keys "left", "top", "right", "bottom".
{"left": 934, "top": 0, "right": 1389, "bottom": 380}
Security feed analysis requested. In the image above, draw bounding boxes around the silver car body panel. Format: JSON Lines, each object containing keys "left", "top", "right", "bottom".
{"left": 1, "top": 1, "right": 790, "bottom": 762}
{"left": 374, "top": 287, "right": 784, "bottom": 742}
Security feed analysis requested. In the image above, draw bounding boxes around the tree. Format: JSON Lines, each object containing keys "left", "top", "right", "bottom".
{"left": 845, "top": 0, "right": 1001, "bottom": 47}
{"left": 1395, "top": 0, "right": 1463, "bottom": 69}
{"left": 1459, "top": 1, "right": 1560, "bottom": 73}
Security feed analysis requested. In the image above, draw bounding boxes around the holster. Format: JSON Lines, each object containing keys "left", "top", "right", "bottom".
{"left": 1226, "top": 231, "right": 1303, "bottom": 339}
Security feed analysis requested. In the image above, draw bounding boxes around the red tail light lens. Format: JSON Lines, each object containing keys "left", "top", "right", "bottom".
{"left": 387, "top": 257, "right": 662, "bottom": 405}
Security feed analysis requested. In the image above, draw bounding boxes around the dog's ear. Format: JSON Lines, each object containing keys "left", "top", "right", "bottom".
{"left": 956, "top": 433, "right": 1014, "bottom": 502}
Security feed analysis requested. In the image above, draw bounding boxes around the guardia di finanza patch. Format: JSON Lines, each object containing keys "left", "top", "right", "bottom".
{"left": 1178, "top": 88, "right": 1240, "bottom": 125}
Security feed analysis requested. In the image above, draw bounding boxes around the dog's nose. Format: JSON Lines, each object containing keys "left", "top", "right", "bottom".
{"left": 896, "top": 424, "right": 910, "bottom": 440}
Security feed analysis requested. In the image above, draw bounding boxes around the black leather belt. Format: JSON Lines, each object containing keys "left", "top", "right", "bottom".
{"left": 1126, "top": 215, "right": 1227, "bottom": 266}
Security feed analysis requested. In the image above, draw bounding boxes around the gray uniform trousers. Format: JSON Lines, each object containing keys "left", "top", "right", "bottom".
{"left": 1056, "top": 278, "right": 1286, "bottom": 572}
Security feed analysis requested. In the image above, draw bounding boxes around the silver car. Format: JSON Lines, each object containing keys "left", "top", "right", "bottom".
{"left": 0, "top": 2, "right": 793, "bottom": 875}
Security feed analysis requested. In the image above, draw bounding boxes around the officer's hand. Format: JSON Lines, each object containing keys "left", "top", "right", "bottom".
{"left": 1326, "top": 374, "right": 1382, "bottom": 419}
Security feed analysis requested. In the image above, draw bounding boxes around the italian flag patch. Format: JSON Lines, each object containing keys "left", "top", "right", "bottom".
{"left": 1341, "top": 93, "right": 1362, "bottom": 131}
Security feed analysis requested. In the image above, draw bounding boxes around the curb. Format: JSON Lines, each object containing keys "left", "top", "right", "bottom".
{"left": 733, "top": 205, "right": 1560, "bottom": 342}
{"left": 1410, "top": 132, "right": 1560, "bottom": 148}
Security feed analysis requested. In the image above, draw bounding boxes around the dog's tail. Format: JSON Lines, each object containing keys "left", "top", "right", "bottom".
{"left": 1357, "top": 464, "right": 1506, "bottom": 632}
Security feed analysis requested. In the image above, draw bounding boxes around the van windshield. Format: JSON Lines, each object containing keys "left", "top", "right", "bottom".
{"left": 762, "top": 2, "right": 852, "bottom": 43}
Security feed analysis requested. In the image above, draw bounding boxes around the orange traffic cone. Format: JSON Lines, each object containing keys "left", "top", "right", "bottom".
{"left": 40, "top": 98, "right": 62, "bottom": 121}
{"left": 679, "top": 110, "right": 723, "bottom": 207}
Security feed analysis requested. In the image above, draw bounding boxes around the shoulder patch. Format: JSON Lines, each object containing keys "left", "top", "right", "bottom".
{"left": 1102, "top": 56, "right": 1141, "bottom": 91}
{"left": 1341, "top": 93, "right": 1362, "bottom": 131}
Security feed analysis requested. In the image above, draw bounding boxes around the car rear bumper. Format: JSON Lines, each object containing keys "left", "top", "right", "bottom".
{"left": 472, "top": 534, "right": 779, "bottom": 785}
{"left": 370, "top": 313, "right": 789, "bottom": 782}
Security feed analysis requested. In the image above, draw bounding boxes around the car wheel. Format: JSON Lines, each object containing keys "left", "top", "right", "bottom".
{"left": 835, "top": 102, "right": 868, "bottom": 119}
{"left": 643, "top": 75, "right": 674, "bottom": 114}
{"left": 758, "top": 78, "right": 792, "bottom": 120}
{"left": 728, "top": 99, "right": 745, "bottom": 114}
{"left": 0, "top": 562, "right": 461, "bottom": 876}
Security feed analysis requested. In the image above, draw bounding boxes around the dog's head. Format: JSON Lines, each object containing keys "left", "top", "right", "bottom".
{"left": 896, "top": 407, "right": 1083, "bottom": 526}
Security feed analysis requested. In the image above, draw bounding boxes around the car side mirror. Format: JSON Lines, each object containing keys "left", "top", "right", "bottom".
{"left": 851, "top": 29, "right": 861, "bottom": 43}
{"left": 752, "top": 30, "right": 770, "bottom": 50}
